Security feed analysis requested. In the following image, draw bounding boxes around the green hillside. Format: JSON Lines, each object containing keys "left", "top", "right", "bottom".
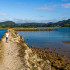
{"left": 0, "top": 19, "right": 70, "bottom": 28}
{"left": 0, "top": 21, "right": 16, "bottom": 25}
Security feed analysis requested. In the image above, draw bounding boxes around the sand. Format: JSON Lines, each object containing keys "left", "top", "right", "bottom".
{"left": 0, "top": 34, "right": 26, "bottom": 70}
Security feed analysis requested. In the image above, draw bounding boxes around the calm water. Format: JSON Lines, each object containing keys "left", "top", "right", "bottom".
{"left": 0, "top": 29, "right": 8, "bottom": 39}
{"left": 17, "top": 28, "right": 70, "bottom": 57}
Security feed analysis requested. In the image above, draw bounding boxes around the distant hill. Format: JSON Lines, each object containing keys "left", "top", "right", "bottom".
{"left": 17, "top": 19, "right": 70, "bottom": 27}
{"left": 0, "top": 19, "right": 70, "bottom": 28}
{"left": 18, "top": 19, "right": 70, "bottom": 27}
{"left": 43, "top": 19, "right": 70, "bottom": 27}
{"left": 53, "top": 19, "right": 70, "bottom": 27}
{"left": 0, "top": 21, "right": 16, "bottom": 25}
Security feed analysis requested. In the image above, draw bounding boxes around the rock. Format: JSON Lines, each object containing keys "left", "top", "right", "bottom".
{"left": 20, "top": 36, "right": 25, "bottom": 42}
{"left": 41, "top": 60, "right": 51, "bottom": 70}
{"left": 34, "top": 64, "right": 37, "bottom": 68}
{"left": 15, "top": 39, "right": 19, "bottom": 43}
{"left": 64, "top": 63, "right": 70, "bottom": 70}
{"left": 36, "top": 58, "right": 42, "bottom": 62}
{"left": 36, "top": 67, "right": 42, "bottom": 70}
{"left": 53, "top": 60, "right": 62, "bottom": 67}
{"left": 20, "top": 36, "right": 23, "bottom": 39}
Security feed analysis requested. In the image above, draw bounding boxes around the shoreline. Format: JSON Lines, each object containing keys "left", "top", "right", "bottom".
{"left": 0, "top": 29, "right": 70, "bottom": 70}
{"left": 15, "top": 29, "right": 70, "bottom": 70}
{"left": 13, "top": 28, "right": 54, "bottom": 31}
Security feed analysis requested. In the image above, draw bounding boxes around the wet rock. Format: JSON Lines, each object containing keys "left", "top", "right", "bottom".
{"left": 41, "top": 60, "right": 51, "bottom": 70}
{"left": 20, "top": 36, "right": 23, "bottom": 39}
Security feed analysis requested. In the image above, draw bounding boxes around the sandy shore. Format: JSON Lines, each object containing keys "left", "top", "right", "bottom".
{"left": 0, "top": 30, "right": 30, "bottom": 70}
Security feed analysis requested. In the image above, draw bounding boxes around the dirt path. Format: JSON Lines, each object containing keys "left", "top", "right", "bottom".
{"left": 0, "top": 34, "right": 25, "bottom": 70}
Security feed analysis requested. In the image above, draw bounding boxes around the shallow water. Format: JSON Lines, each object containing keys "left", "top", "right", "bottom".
{"left": 0, "top": 29, "right": 8, "bottom": 39}
{"left": 17, "top": 28, "right": 70, "bottom": 58}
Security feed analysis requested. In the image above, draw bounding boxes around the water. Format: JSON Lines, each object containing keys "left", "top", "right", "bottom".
{"left": 0, "top": 29, "right": 8, "bottom": 39}
{"left": 17, "top": 28, "right": 70, "bottom": 57}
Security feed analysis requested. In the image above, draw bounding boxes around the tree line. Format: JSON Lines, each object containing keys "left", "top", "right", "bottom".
{"left": 0, "top": 19, "right": 70, "bottom": 28}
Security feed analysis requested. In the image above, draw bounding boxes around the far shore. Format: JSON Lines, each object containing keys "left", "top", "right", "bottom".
{"left": 63, "top": 41, "right": 70, "bottom": 44}
{"left": 12, "top": 27, "right": 70, "bottom": 31}
{"left": 0, "top": 27, "right": 70, "bottom": 32}
{"left": 0, "top": 27, "right": 70, "bottom": 29}
{"left": 13, "top": 28, "right": 54, "bottom": 31}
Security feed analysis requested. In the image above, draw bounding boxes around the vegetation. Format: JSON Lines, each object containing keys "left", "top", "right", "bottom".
{"left": 0, "top": 21, "right": 16, "bottom": 25}
{"left": 0, "top": 19, "right": 70, "bottom": 28}
{"left": 0, "top": 21, "right": 16, "bottom": 28}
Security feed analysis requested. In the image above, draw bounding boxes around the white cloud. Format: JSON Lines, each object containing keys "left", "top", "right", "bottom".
{"left": 0, "top": 13, "right": 7, "bottom": 16}
{"left": 10, "top": 18, "right": 24, "bottom": 23}
{"left": 1, "top": 17, "right": 69, "bottom": 23}
{"left": 34, "top": 6, "right": 51, "bottom": 10}
{"left": 34, "top": 4, "right": 58, "bottom": 11}
{"left": 0, "top": 18, "right": 57, "bottom": 23}
{"left": 62, "top": 3, "right": 70, "bottom": 8}
{"left": 10, "top": 18, "right": 58, "bottom": 23}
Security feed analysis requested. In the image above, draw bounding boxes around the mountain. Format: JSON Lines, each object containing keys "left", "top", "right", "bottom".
{"left": 19, "top": 19, "right": 70, "bottom": 27}
{"left": 45, "top": 19, "right": 70, "bottom": 27}
{"left": 55, "top": 19, "right": 70, "bottom": 27}
{"left": 0, "top": 21, "right": 16, "bottom": 25}
{"left": 0, "top": 19, "right": 70, "bottom": 28}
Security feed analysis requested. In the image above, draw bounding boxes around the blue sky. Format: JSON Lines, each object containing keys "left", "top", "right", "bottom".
{"left": 0, "top": 0, "right": 70, "bottom": 23}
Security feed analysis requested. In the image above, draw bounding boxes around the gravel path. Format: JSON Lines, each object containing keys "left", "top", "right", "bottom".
{"left": 0, "top": 35, "right": 25, "bottom": 70}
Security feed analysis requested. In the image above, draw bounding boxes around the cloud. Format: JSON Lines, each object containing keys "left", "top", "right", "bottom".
{"left": 62, "top": 3, "right": 70, "bottom": 8}
{"left": 9, "top": 18, "right": 58, "bottom": 23}
{"left": 0, "top": 18, "right": 56, "bottom": 23}
{"left": 0, "top": 18, "right": 9, "bottom": 22}
{"left": 34, "top": 6, "right": 51, "bottom": 10}
{"left": 34, "top": 4, "right": 58, "bottom": 11}
{"left": 0, "top": 18, "right": 69, "bottom": 23}
{"left": 0, "top": 13, "right": 7, "bottom": 16}
{"left": 58, "top": 17, "right": 69, "bottom": 20}
{"left": 11, "top": 18, "right": 24, "bottom": 23}
{"left": 61, "top": 17, "right": 69, "bottom": 20}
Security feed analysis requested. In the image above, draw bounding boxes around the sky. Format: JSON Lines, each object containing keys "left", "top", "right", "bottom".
{"left": 0, "top": 0, "right": 70, "bottom": 23}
